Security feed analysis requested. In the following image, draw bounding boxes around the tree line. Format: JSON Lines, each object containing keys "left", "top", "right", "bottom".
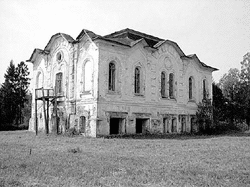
{"left": 197, "top": 52, "right": 250, "bottom": 134}
{"left": 0, "top": 61, "right": 31, "bottom": 130}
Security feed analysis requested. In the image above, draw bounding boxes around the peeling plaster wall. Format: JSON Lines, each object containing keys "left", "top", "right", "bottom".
{"left": 29, "top": 33, "right": 213, "bottom": 137}
{"left": 96, "top": 41, "right": 213, "bottom": 135}
{"left": 30, "top": 35, "right": 99, "bottom": 137}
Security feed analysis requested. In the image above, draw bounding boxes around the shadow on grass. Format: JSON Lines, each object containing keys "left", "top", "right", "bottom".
{"left": 100, "top": 131, "right": 250, "bottom": 140}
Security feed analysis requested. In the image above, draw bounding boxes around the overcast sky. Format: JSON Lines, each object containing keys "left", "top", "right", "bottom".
{"left": 0, "top": 0, "right": 249, "bottom": 84}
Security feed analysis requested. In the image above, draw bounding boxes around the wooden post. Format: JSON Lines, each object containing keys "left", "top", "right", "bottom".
{"left": 35, "top": 89, "right": 38, "bottom": 135}
{"left": 46, "top": 90, "right": 49, "bottom": 134}
{"left": 42, "top": 88, "right": 48, "bottom": 134}
{"left": 55, "top": 90, "right": 58, "bottom": 134}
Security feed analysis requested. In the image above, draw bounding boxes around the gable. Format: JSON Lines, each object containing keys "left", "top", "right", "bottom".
{"left": 44, "top": 33, "right": 74, "bottom": 54}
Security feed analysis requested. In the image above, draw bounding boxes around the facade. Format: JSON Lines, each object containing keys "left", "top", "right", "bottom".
{"left": 27, "top": 28, "right": 217, "bottom": 137}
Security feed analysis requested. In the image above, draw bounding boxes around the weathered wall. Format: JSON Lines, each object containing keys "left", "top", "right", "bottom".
{"left": 96, "top": 41, "right": 213, "bottom": 135}
{"left": 30, "top": 35, "right": 99, "bottom": 137}
{"left": 29, "top": 33, "right": 213, "bottom": 137}
{"left": 74, "top": 35, "right": 99, "bottom": 137}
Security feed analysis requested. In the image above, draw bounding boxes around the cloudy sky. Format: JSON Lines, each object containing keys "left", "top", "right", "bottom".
{"left": 0, "top": 0, "right": 249, "bottom": 84}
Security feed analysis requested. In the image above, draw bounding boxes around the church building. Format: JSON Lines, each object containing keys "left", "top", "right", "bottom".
{"left": 27, "top": 28, "right": 217, "bottom": 137}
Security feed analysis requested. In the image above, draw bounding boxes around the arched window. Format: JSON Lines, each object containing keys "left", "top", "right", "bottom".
{"left": 169, "top": 73, "right": 174, "bottom": 98}
{"left": 134, "top": 67, "right": 141, "bottom": 94}
{"left": 108, "top": 62, "right": 116, "bottom": 91}
{"left": 55, "top": 72, "right": 63, "bottom": 94}
{"left": 161, "top": 72, "right": 166, "bottom": 98}
{"left": 189, "top": 77, "right": 193, "bottom": 100}
{"left": 84, "top": 61, "right": 93, "bottom": 92}
{"left": 203, "top": 79, "right": 207, "bottom": 100}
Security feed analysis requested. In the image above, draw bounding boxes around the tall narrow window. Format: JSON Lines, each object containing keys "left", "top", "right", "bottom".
{"left": 135, "top": 67, "right": 141, "bottom": 94}
{"left": 108, "top": 62, "right": 116, "bottom": 91}
{"left": 55, "top": 72, "right": 63, "bottom": 94}
{"left": 203, "top": 79, "right": 206, "bottom": 99}
{"left": 84, "top": 61, "right": 92, "bottom": 91}
{"left": 79, "top": 116, "right": 86, "bottom": 133}
{"left": 161, "top": 72, "right": 166, "bottom": 98}
{"left": 189, "top": 77, "right": 193, "bottom": 100}
{"left": 169, "top": 73, "right": 174, "bottom": 98}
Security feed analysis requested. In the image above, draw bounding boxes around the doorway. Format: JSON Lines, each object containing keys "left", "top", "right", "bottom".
{"left": 110, "top": 118, "right": 124, "bottom": 135}
{"left": 163, "top": 118, "right": 168, "bottom": 133}
{"left": 172, "top": 118, "right": 177, "bottom": 133}
{"left": 181, "top": 117, "right": 186, "bottom": 133}
{"left": 136, "top": 118, "right": 148, "bottom": 134}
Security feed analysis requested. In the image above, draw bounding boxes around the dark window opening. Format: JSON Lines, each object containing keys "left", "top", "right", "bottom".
{"left": 181, "top": 117, "right": 186, "bottom": 133}
{"left": 161, "top": 72, "right": 166, "bottom": 98}
{"left": 108, "top": 62, "right": 116, "bottom": 91}
{"left": 110, "top": 118, "right": 123, "bottom": 135}
{"left": 56, "top": 52, "right": 62, "bottom": 62}
{"left": 136, "top": 118, "right": 148, "bottom": 134}
{"left": 172, "top": 118, "right": 177, "bottom": 133}
{"left": 203, "top": 79, "right": 207, "bottom": 100}
{"left": 189, "top": 77, "right": 193, "bottom": 100}
{"left": 191, "top": 117, "right": 195, "bottom": 133}
{"left": 55, "top": 72, "right": 63, "bottom": 95}
{"left": 169, "top": 73, "right": 174, "bottom": 99}
{"left": 163, "top": 118, "right": 168, "bottom": 133}
{"left": 135, "top": 67, "right": 141, "bottom": 94}
{"left": 79, "top": 116, "right": 86, "bottom": 133}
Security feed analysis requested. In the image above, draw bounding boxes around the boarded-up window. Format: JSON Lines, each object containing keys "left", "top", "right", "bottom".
{"left": 55, "top": 72, "right": 62, "bottom": 94}
{"left": 161, "top": 72, "right": 166, "bottom": 98}
{"left": 135, "top": 67, "right": 141, "bottom": 94}
{"left": 84, "top": 61, "right": 93, "bottom": 91}
{"left": 108, "top": 62, "right": 115, "bottom": 91}
{"left": 169, "top": 73, "right": 174, "bottom": 98}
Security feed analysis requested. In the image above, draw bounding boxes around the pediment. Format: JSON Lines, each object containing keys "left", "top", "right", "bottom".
{"left": 44, "top": 33, "right": 74, "bottom": 54}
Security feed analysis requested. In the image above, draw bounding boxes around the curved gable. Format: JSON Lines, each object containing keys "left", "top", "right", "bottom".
{"left": 181, "top": 54, "right": 218, "bottom": 72}
{"left": 44, "top": 33, "right": 75, "bottom": 52}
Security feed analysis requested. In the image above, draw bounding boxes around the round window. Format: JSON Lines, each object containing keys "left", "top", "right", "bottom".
{"left": 56, "top": 51, "right": 63, "bottom": 62}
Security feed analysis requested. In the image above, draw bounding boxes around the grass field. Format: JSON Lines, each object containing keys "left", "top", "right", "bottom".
{"left": 0, "top": 131, "right": 250, "bottom": 187}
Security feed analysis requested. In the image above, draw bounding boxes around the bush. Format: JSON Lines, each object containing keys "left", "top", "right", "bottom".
{"left": 234, "top": 121, "right": 249, "bottom": 131}
{"left": 64, "top": 127, "right": 79, "bottom": 137}
{"left": 196, "top": 98, "right": 213, "bottom": 134}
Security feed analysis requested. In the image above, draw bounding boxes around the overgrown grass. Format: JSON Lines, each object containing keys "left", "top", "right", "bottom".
{"left": 0, "top": 131, "right": 250, "bottom": 187}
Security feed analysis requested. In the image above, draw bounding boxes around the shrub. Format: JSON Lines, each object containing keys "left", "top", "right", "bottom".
{"left": 64, "top": 127, "right": 79, "bottom": 137}
{"left": 196, "top": 98, "right": 213, "bottom": 134}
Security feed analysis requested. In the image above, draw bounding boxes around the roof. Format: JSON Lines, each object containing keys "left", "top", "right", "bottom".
{"left": 27, "top": 28, "right": 218, "bottom": 71}
{"left": 76, "top": 29, "right": 100, "bottom": 40}
{"left": 103, "top": 28, "right": 164, "bottom": 48}
{"left": 44, "top": 33, "right": 75, "bottom": 51}
{"left": 26, "top": 48, "right": 49, "bottom": 63}
{"left": 99, "top": 28, "right": 217, "bottom": 71}
{"left": 181, "top": 54, "right": 218, "bottom": 71}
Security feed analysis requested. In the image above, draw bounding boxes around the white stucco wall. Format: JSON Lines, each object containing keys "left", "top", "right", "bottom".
{"left": 29, "top": 32, "right": 214, "bottom": 137}
{"left": 96, "top": 41, "right": 214, "bottom": 135}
